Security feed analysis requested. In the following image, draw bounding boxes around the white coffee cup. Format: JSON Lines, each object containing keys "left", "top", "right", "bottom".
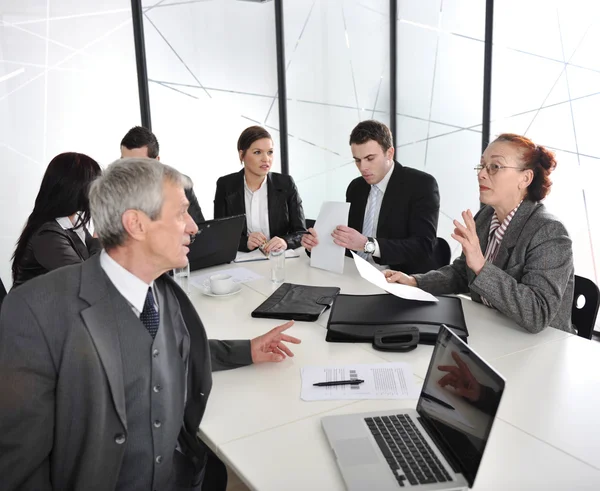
{"left": 209, "top": 274, "right": 235, "bottom": 295}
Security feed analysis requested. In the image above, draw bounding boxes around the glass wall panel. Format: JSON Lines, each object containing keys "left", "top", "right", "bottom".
{"left": 396, "top": 0, "right": 485, "bottom": 257}
{"left": 143, "top": 0, "right": 280, "bottom": 220}
{"left": 492, "top": 0, "right": 600, "bottom": 286}
{"left": 0, "top": 1, "right": 139, "bottom": 288}
{"left": 284, "top": 0, "right": 391, "bottom": 220}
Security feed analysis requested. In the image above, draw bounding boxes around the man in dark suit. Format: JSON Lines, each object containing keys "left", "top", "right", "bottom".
{"left": 302, "top": 120, "right": 440, "bottom": 274}
{"left": 0, "top": 158, "right": 300, "bottom": 491}
{"left": 120, "top": 126, "right": 205, "bottom": 225}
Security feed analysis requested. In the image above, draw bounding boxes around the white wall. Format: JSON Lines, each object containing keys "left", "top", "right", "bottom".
{"left": 0, "top": 1, "right": 140, "bottom": 290}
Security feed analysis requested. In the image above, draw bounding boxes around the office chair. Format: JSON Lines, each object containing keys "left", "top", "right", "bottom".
{"left": 432, "top": 237, "right": 451, "bottom": 269}
{"left": 0, "top": 275, "right": 7, "bottom": 311}
{"left": 571, "top": 275, "right": 600, "bottom": 340}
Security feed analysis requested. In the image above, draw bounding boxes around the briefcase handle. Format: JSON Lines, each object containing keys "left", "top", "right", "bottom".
{"left": 372, "top": 326, "right": 419, "bottom": 352}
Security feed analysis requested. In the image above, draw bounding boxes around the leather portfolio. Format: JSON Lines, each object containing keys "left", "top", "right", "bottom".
{"left": 326, "top": 294, "right": 468, "bottom": 345}
{"left": 251, "top": 283, "right": 341, "bottom": 322}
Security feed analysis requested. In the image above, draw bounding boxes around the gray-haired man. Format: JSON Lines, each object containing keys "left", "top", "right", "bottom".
{"left": 0, "top": 158, "right": 300, "bottom": 491}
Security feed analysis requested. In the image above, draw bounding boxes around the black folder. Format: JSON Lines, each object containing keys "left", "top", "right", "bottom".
{"left": 326, "top": 294, "right": 468, "bottom": 345}
{"left": 251, "top": 283, "right": 341, "bottom": 322}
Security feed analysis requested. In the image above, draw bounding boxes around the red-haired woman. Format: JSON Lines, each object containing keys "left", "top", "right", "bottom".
{"left": 385, "top": 134, "right": 574, "bottom": 334}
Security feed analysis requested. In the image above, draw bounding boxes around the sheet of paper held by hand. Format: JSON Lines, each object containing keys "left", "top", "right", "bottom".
{"left": 310, "top": 201, "right": 351, "bottom": 274}
{"left": 351, "top": 251, "right": 438, "bottom": 302}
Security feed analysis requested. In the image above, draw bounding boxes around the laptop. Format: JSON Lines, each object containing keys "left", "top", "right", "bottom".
{"left": 322, "top": 325, "right": 505, "bottom": 491}
{"left": 188, "top": 215, "right": 245, "bottom": 271}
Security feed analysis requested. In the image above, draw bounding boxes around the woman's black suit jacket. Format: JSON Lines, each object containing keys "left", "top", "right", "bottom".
{"left": 214, "top": 170, "right": 306, "bottom": 252}
{"left": 12, "top": 220, "right": 101, "bottom": 288}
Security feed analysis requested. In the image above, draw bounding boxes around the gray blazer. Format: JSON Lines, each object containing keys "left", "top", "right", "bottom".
{"left": 0, "top": 254, "right": 252, "bottom": 490}
{"left": 414, "top": 200, "right": 575, "bottom": 334}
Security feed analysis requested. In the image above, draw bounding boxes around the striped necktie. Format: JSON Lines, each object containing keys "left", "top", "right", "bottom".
{"left": 357, "top": 185, "right": 381, "bottom": 259}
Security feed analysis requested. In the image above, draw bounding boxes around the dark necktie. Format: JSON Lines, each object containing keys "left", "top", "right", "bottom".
{"left": 140, "top": 287, "right": 159, "bottom": 339}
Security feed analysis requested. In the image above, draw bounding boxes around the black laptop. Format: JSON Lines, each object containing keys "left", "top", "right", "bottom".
{"left": 188, "top": 215, "right": 245, "bottom": 271}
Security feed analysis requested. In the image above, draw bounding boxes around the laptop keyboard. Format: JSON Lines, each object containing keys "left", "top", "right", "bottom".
{"left": 365, "top": 414, "right": 453, "bottom": 487}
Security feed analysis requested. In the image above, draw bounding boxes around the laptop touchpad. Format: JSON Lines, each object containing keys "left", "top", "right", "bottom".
{"left": 336, "top": 438, "right": 380, "bottom": 466}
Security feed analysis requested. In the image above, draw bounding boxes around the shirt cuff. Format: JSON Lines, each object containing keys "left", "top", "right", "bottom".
{"left": 373, "top": 239, "right": 381, "bottom": 258}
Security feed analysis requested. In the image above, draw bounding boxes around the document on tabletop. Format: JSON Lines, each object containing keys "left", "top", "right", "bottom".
{"left": 190, "top": 267, "right": 262, "bottom": 290}
{"left": 234, "top": 249, "right": 300, "bottom": 263}
{"left": 351, "top": 252, "right": 438, "bottom": 302}
{"left": 310, "top": 201, "right": 351, "bottom": 274}
{"left": 301, "top": 363, "right": 419, "bottom": 401}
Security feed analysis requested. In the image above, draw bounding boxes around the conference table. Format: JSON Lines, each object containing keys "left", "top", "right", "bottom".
{"left": 189, "top": 253, "right": 600, "bottom": 490}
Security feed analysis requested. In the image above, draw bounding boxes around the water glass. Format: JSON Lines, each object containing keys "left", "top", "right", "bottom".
{"left": 173, "top": 261, "right": 190, "bottom": 294}
{"left": 269, "top": 249, "right": 285, "bottom": 284}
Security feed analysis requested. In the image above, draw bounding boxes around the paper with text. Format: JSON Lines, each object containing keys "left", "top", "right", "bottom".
{"left": 351, "top": 251, "right": 438, "bottom": 302}
{"left": 301, "top": 362, "right": 419, "bottom": 401}
{"left": 234, "top": 249, "right": 300, "bottom": 263}
{"left": 310, "top": 201, "right": 350, "bottom": 274}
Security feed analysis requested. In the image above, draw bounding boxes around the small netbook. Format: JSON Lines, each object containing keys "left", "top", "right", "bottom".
{"left": 322, "top": 325, "right": 505, "bottom": 491}
{"left": 188, "top": 215, "right": 245, "bottom": 271}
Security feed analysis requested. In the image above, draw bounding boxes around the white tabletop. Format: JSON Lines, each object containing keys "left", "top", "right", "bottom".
{"left": 191, "top": 254, "right": 600, "bottom": 490}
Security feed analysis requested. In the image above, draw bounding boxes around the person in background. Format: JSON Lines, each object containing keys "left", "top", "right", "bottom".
{"left": 11, "top": 152, "right": 102, "bottom": 288}
{"left": 0, "top": 157, "right": 301, "bottom": 491}
{"left": 120, "top": 126, "right": 205, "bottom": 225}
{"left": 214, "top": 125, "right": 306, "bottom": 253}
{"left": 301, "top": 120, "right": 440, "bottom": 274}
{"left": 385, "top": 133, "right": 574, "bottom": 334}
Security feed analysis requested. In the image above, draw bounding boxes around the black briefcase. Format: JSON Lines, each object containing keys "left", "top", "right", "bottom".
{"left": 251, "top": 283, "right": 341, "bottom": 322}
{"left": 325, "top": 294, "right": 468, "bottom": 347}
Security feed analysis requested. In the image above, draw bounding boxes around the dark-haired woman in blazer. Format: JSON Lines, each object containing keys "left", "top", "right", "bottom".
{"left": 12, "top": 152, "right": 102, "bottom": 288}
{"left": 214, "top": 126, "right": 306, "bottom": 253}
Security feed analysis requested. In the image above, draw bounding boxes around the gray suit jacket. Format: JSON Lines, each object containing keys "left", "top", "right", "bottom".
{"left": 414, "top": 200, "right": 575, "bottom": 334}
{"left": 0, "top": 254, "right": 252, "bottom": 490}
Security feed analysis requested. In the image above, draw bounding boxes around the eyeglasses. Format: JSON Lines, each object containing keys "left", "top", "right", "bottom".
{"left": 474, "top": 163, "right": 527, "bottom": 176}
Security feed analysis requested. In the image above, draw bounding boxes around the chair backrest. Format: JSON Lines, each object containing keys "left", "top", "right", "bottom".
{"left": 305, "top": 218, "right": 316, "bottom": 229}
{"left": 0, "top": 276, "right": 7, "bottom": 311}
{"left": 432, "top": 237, "right": 451, "bottom": 269}
{"left": 571, "top": 275, "right": 600, "bottom": 339}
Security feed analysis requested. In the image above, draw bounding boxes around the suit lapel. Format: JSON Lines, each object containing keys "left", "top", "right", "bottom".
{"left": 352, "top": 181, "right": 370, "bottom": 232}
{"left": 79, "top": 256, "right": 128, "bottom": 430}
{"left": 492, "top": 200, "right": 538, "bottom": 270}
{"left": 376, "top": 162, "right": 402, "bottom": 235}
{"left": 225, "top": 170, "right": 247, "bottom": 235}
{"left": 66, "top": 229, "right": 89, "bottom": 260}
{"left": 267, "top": 174, "right": 284, "bottom": 234}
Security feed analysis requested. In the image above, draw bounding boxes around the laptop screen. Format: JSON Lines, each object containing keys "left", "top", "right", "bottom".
{"left": 417, "top": 326, "right": 505, "bottom": 487}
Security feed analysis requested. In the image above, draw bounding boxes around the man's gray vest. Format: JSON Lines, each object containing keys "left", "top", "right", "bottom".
{"left": 111, "top": 278, "right": 190, "bottom": 491}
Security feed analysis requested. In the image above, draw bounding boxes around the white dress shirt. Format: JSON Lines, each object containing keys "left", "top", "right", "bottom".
{"left": 363, "top": 164, "right": 395, "bottom": 261}
{"left": 56, "top": 215, "right": 87, "bottom": 245}
{"left": 244, "top": 175, "right": 271, "bottom": 240}
{"left": 99, "top": 250, "right": 158, "bottom": 317}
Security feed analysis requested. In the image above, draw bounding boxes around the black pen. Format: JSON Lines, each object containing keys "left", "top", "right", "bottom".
{"left": 313, "top": 379, "right": 365, "bottom": 387}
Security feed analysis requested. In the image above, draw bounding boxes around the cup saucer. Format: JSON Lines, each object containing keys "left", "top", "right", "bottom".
{"left": 199, "top": 280, "right": 242, "bottom": 297}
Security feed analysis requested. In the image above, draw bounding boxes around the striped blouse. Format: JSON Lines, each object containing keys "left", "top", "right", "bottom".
{"left": 480, "top": 201, "right": 522, "bottom": 308}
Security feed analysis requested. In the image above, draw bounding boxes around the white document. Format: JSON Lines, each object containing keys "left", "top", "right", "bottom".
{"left": 190, "top": 267, "right": 262, "bottom": 290}
{"left": 351, "top": 252, "right": 438, "bottom": 302}
{"left": 234, "top": 249, "right": 300, "bottom": 263}
{"left": 301, "top": 363, "right": 419, "bottom": 401}
{"left": 310, "top": 201, "right": 351, "bottom": 274}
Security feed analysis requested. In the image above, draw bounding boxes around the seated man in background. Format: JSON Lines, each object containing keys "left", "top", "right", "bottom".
{"left": 0, "top": 157, "right": 300, "bottom": 491}
{"left": 120, "top": 125, "right": 205, "bottom": 225}
{"left": 302, "top": 120, "right": 440, "bottom": 274}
